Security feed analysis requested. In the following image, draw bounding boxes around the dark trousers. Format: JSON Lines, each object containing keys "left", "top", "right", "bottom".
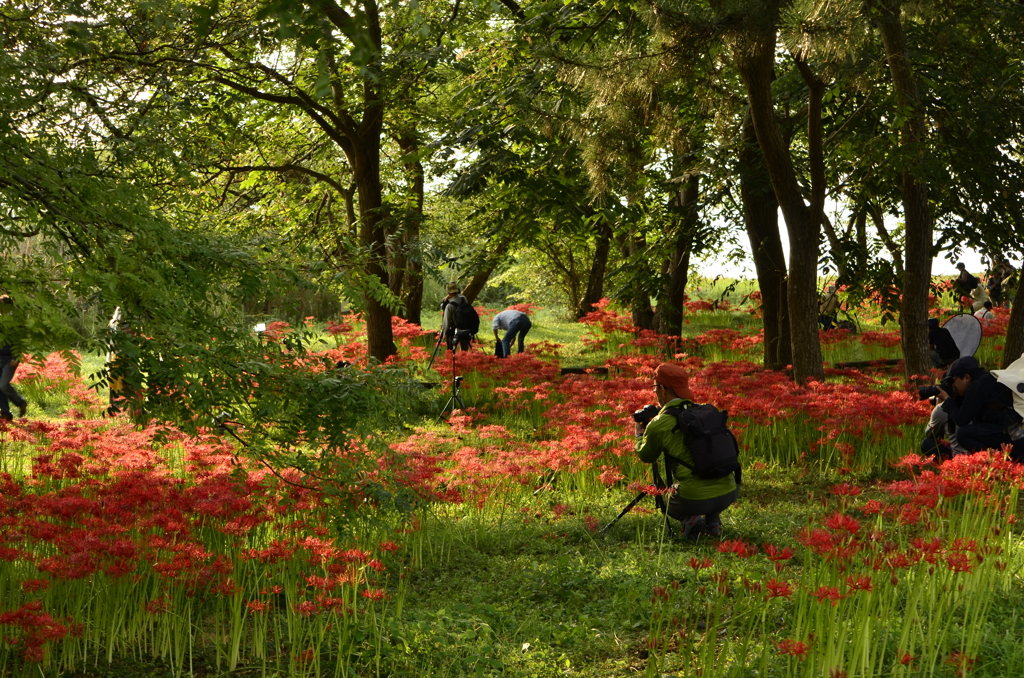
{"left": 500, "top": 316, "right": 532, "bottom": 357}
{"left": 956, "top": 423, "right": 1013, "bottom": 454}
{"left": 921, "top": 433, "right": 953, "bottom": 460}
{"left": 667, "top": 487, "right": 739, "bottom": 527}
{"left": 447, "top": 330, "right": 471, "bottom": 352}
{"left": 0, "top": 359, "right": 26, "bottom": 417}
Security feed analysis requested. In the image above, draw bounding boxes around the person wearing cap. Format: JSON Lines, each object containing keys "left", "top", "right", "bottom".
{"left": 492, "top": 308, "right": 532, "bottom": 358}
{"left": 936, "top": 356, "right": 1023, "bottom": 454}
{"left": 439, "top": 283, "right": 472, "bottom": 352}
{"left": 633, "top": 362, "right": 739, "bottom": 539}
{"left": 927, "top": 318, "right": 960, "bottom": 369}
{"left": 953, "top": 262, "right": 979, "bottom": 307}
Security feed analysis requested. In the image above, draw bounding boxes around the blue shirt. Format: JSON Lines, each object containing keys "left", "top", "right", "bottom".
{"left": 492, "top": 309, "right": 528, "bottom": 331}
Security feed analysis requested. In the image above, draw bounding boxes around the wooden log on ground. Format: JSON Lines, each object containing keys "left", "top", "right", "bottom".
{"left": 831, "top": 358, "right": 905, "bottom": 368}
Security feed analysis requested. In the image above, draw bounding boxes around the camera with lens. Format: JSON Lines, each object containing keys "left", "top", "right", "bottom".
{"left": 454, "top": 375, "right": 464, "bottom": 386}
{"left": 633, "top": 404, "right": 660, "bottom": 425}
{"left": 918, "top": 377, "right": 955, "bottom": 404}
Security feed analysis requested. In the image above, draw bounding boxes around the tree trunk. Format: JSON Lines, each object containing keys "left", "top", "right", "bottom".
{"left": 352, "top": 137, "right": 397, "bottom": 361}
{"left": 734, "top": 24, "right": 824, "bottom": 382}
{"left": 462, "top": 238, "right": 510, "bottom": 304}
{"left": 575, "top": 220, "right": 612, "bottom": 319}
{"left": 658, "top": 175, "right": 699, "bottom": 337}
{"left": 396, "top": 131, "right": 425, "bottom": 325}
{"left": 876, "top": 0, "right": 932, "bottom": 381}
{"left": 628, "top": 233, "right": 655, "bottom": 331}
{"left": 1002, "top": 281, "right": 1024, "bottom": 368}
{"left": 738, "top": 112, "right": 791, "bottom": 370}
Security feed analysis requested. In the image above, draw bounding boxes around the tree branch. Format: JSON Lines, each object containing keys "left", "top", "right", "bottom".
{"left": 216, "top": 163, "right": 350, "bottom": 196}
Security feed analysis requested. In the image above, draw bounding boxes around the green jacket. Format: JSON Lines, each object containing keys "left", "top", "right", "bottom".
{"left": 635, "top": 398, "right": 738, "bottom": 501}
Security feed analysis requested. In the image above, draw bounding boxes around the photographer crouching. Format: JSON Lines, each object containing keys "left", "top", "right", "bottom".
{"left": 932, "top": 357, "right": 1024, "bottom": 457}
{"left": 918, "top": 375, "right": 965, "bottom": 460}
{"left": 633, "top": 363, "right": 739, "bottom": 540}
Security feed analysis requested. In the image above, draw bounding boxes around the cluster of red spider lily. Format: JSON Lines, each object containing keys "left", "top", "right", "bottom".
{"left": 1, "top": 297, "right": 1015, "bottom": 674}
{"left": 644, "top": 450, "right": 1020, "bottom": 676}
{"left": 0, "top": 404, "right": 402, "bottom": 670}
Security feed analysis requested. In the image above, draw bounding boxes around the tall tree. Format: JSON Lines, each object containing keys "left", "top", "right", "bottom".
{"left": 725, "top": 2, "right": 827, "bottom": 382}
{"left": 870, "top": 0, "right": 933, "bottom": 380}
{"left": 737, "top": 112, "right": 792, "bottom": 370}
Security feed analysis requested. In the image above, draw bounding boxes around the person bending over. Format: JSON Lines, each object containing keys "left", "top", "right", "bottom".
{"left": 936, "top": 356, "right": 1023, "bottom": 456}
{"left": 633, "top": 363, "right": 738, "bottom": 540}
{"left": 492, "top": 308, "right": 532, "bottom": 358}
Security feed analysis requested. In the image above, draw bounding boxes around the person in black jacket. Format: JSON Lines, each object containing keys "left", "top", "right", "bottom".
{"left": 936, "top": 356, "right": 1023, "bottom": 454}
{"left": 927, "top": 319, "right": 960, "bottom": 369}
{"left": 0, "top": 295, "right": 28, "bottom": 421}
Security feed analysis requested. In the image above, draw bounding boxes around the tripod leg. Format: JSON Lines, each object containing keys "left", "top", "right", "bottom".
{"left": 435, "top": 396, "right": 458, "bottom": 423}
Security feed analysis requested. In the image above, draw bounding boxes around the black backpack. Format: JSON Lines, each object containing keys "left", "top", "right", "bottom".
{"left": 963, "top": 273, "right": 980, "bottom": 291}
{"left": 664, "top": 403, "right": 742, "bottom": 482}
{"left": 454, "top": 299, "right": 480, "bottom": 335}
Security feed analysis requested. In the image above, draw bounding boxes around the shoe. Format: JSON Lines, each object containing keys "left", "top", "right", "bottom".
{"left": 679, "top": 516, "right": 706, "bottom": 541}
{"left": 16, "top": 403, "right": 26, "bottom": 418}
{"left": 0, "top": 412, "right": 12, "bottom": 422}
{"left": 704, "top": 520, "right": 723, "bottom": 538}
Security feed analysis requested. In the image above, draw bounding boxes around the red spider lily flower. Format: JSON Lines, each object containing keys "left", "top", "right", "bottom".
{"left": 777, "top": 638, "right": 809, "bottom": 659}
{"left": 360, "top": 588, "right": 388, "bottom": 601}
{"left": 797, "top": 527, "right": 837, "bottom": 556}
{"left": 945, "top": 552, "right": 974, "bottom": 574}
{"left": 946, "top": 651, "right": 976, "bottom": 676}
{"left": 949, "top": 538, "right": 978, "bottom": 553}
{"left": 294, "top": 601, "right": 320, "bottom": 616}
{"left": 859, "top": 499, "right": 885, "bottom": 515}
{"left": 21, "top": 579, "right": 49, "bottom": 593}
{"left": 764, "top": 544, "right": 795, "bottom": 562}
{"left": 246, "top": 600, "right": 268, "bottom": 614}
{"left": 687, "top": 557, "right": 714, "bottom": 571}
{"left": 829, "top": 669, "right": 848, "bottom": 678}
{"left": 810, "top": 586, "right": 845, "bottom": 606}
{"left": 598, "top": 465, "right": 624, "bottom": 486}
{"left": 710, "top": 569, "right": 730, "bottom": 595}
{"left": 742, "top": 577, "right": 762, "bottom": 594}
{"left": 900, "top": 652, "right": 916, "bottom": 665}
{"left": 718, "top": 539, "right": 758, "bottom": 558}
{"left": 910, "top": 537, "right": 943, "bottom": 563}
{"left": 829, "top": 483, "right": 862, "bottom": 497}
{"left": 824, "top": 512, "right": 861, "bottom": 535}
{"left": 845, "top": 574, "right": 873, "bottom": 593}
{"left": 765, "top": 579, "right": 793, "bottom": 600}
{"left": 584, "top": 515, "right": 599, "bottom": 532}
{"left": 378, "top": 540, "right": 400, "bottom": 553}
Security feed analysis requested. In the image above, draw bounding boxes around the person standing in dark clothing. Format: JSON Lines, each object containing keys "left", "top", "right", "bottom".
{"left": 936, "top": 356, "right": 1023, "bottom": 454}
{"left": 439, "top": 283, "right": 472, "bottom": 352}
{"left": 0, "top": 295, "right": 28, "bottom": 421}
{"left": 927, "top": 318, "right": 960, "bottom": 369}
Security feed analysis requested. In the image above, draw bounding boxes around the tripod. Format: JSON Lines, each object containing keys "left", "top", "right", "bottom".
{"left": 435, "top": 346, "right": 465, "bottom": 422}
{"left": 598, "top": 457, "right": 674, "bottom": 537}
{"left": 426, "top": 330, "right": 446, "bottom": 371}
